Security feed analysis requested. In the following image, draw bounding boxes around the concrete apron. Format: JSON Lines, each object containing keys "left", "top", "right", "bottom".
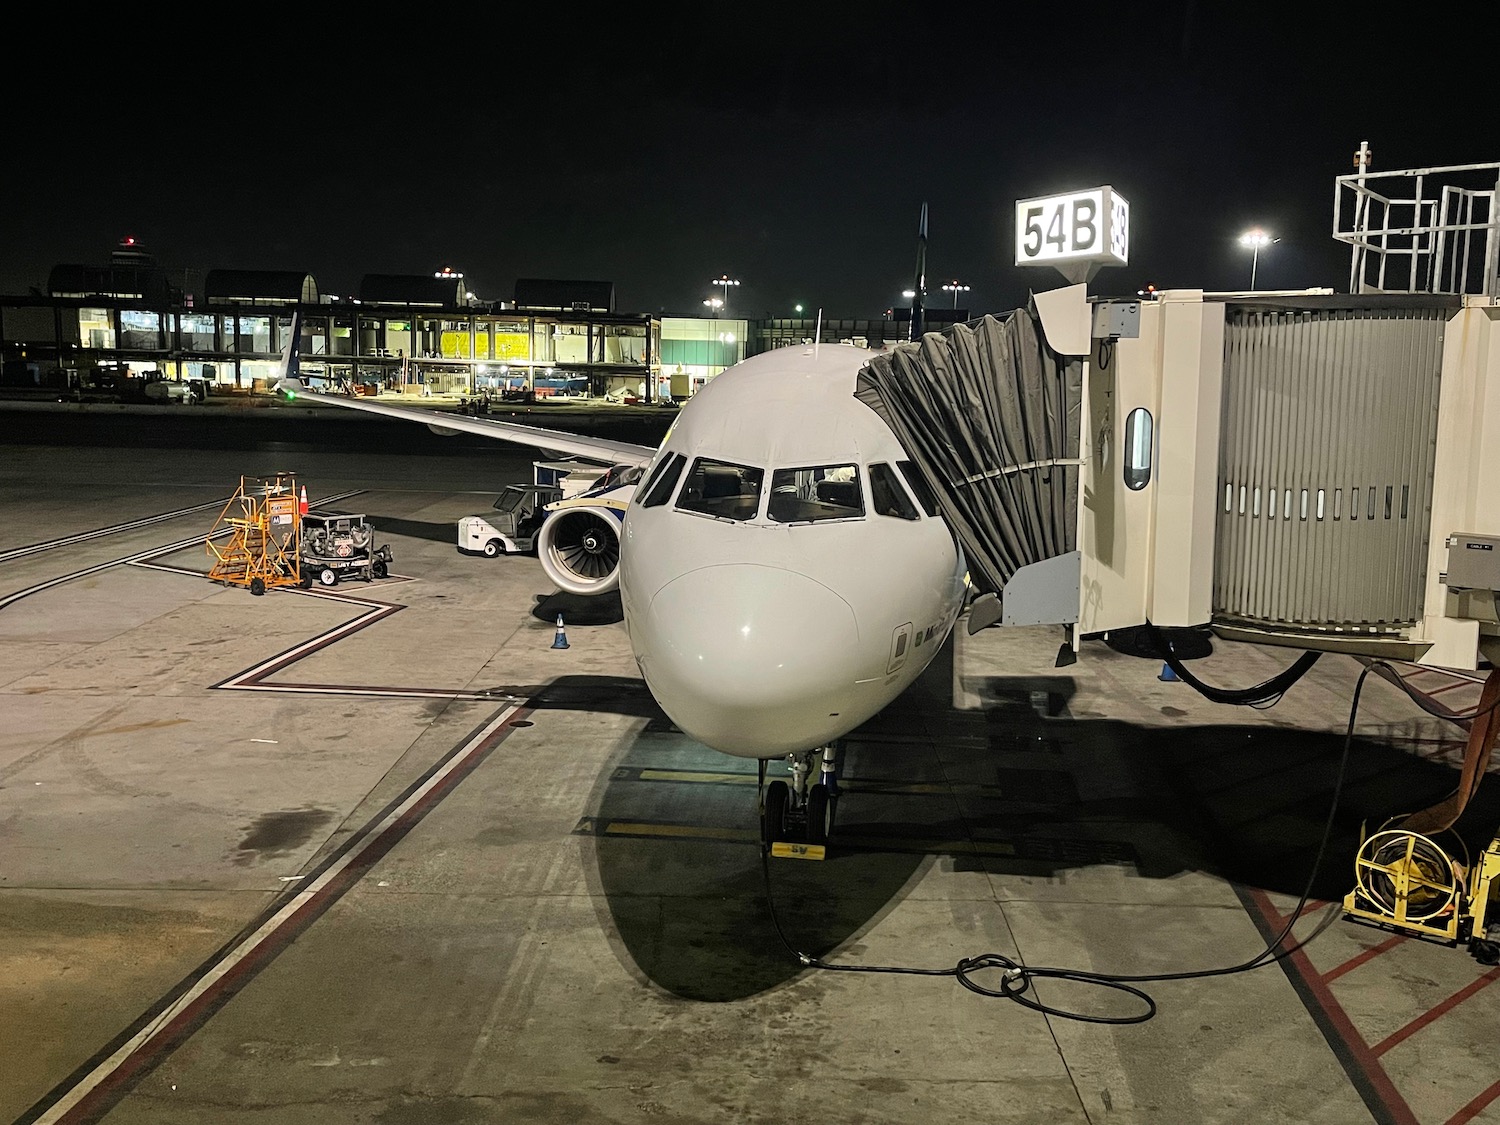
{"left": 2, "top": 457, "right": 1496, "bottom": 1125}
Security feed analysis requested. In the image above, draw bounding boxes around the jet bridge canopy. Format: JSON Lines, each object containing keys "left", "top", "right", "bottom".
{"left": 854, "top": 309, "right": 1082, "bottom": 600}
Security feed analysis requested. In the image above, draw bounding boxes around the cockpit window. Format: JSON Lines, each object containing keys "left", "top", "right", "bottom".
{"left": 640, "top": 452, "right": 685, "bottom": 508}
{"left": 767, "top": 464, "right": 863, "bottom": 523}
{"left": 676, "top": 458, "right": 764, "bottom": 521}
{"left": 868, "top": 463, "right": 920, "bottom": 520}
{"left": 897, "top": 460, "right": 941, "bottom": 517}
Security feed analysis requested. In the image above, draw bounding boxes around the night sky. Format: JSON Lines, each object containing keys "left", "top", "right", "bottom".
{"left": 3, "top": 4, "right": 1495, "bottom": 318}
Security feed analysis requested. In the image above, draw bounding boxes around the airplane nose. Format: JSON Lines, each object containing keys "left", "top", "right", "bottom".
{"left": 640, "top": 564, "right": 860, "bottom": 757}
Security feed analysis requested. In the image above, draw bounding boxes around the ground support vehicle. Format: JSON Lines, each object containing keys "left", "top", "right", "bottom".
{"left": 299, "top": 511, "right": 393, "bottom": 587}
{"left": 206, "top": 475, "right": 304, "bottom": 596}
{"left": 457, "top": 484, "right": 562, "bottom": 557}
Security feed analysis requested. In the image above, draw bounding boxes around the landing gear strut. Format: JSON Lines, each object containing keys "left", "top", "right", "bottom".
{"left": 759, "top": 744, "right": 840, "bottom": 849}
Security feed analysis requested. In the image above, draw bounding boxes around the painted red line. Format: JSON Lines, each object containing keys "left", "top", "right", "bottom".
{"left": 1255, "top": 897, "right": 1328, "bottom": 927}
{"left": 1372, "top": 966, "right": 1500, "bottom": 1057}
{"left": 1423, "top": 680, "right": 1482, "bottom": 697}
{"left": 1242, "top": 888, "right": 1419, "bottom": 1125}
{"left": 1446, "top": 1076, "right": 1500, "bottom": 1125}
{"left": 1324, "top": 935, "right": 1407, "bottom": 982}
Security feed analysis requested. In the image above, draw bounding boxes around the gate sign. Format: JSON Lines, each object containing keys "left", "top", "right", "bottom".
{"left": 1014, "top": 186, "right": 1129, "bottom": 268}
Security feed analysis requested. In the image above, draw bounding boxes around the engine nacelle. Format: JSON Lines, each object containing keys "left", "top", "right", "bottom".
{"left": 536, "top": 502, "right": 624, "bottom": 596}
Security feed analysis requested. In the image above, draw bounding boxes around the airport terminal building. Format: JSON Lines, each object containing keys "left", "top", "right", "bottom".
{"left": 0, "top": 242, "right": 956, "bottom": 405}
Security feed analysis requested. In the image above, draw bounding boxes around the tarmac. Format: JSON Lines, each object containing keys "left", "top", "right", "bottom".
{"left": 3, "top": 408, "right": 1499, "bottom": 1125}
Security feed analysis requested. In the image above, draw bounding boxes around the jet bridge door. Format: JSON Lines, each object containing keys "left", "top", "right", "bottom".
{"left": 1214, "top": 303, "right": 1447, "bottom": 636}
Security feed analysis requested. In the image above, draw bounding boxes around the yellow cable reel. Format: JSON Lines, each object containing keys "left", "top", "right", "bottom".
{"left": 1349, "top": 829, "right": 1466, "bottom": 939}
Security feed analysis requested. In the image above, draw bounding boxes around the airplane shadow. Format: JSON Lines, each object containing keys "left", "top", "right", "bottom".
{"left": 559, "top": 642, "right": 1499, "bottom": 1002}
{"left": 531, "top": 591, "right": 624, "bottom": 626}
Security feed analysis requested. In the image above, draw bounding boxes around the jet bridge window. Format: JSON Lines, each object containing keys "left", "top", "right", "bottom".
{"left": 868, "top": 463, "right": 920, "bottom": 520}
{"left": 1124, "top": 407, "right": 1153, "bottom": 491}
{"left": 676, "top": 458, "right": 764, "bottom": 521}
{"left": 767, "top": 464, "right": 864, "bottom": 523}
{"left": 640, "top": 452, "right": 686, "bottom": 508}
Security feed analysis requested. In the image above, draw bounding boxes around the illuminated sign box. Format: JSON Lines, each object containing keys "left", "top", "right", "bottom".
{"left": 1015, "top": 187, "right": 1129, "bottom": 267}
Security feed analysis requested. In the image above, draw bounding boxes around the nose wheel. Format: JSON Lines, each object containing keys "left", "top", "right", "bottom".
{"left": 759, "top": 745, "right": 839, "bottom": 849}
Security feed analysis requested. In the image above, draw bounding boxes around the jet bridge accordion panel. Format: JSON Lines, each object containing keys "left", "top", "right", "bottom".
{"left": 1214, "top": 304, "right": 1445, "bottom": 634}
{"left": 854, "top": 310, "right": 1082, "bottom": 598}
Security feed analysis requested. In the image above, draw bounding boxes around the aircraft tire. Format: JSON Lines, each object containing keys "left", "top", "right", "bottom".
{"left": 805, "top": 783, "right": 833, "bottom": 845}
{"left": 483, "top": 540, "right": 502, "bottom": 558}
{"left": 763, "top": 780, "right": 790, "bottom": 845}
{"left": 319, "top": 568, "right": 339, "bottom": 587}
{"left": 249, "top": 578, "right": 266, "bottom": 597}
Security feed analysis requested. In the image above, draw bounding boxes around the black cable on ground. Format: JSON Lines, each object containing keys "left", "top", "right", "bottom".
{"left": 760, "top": 662, "right": 1416, "bottom": 1024}
{"left": 1145, "top": 620, "right": 1322, "bottom": 706}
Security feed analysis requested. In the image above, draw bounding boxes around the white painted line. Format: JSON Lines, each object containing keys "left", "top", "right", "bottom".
{"left": 29, "top": 704, "right": 520, "bottom": 1125}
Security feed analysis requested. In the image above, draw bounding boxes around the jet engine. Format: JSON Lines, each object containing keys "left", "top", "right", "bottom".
{"left": 536, "top": 503, "right": 623, "bottom": 596}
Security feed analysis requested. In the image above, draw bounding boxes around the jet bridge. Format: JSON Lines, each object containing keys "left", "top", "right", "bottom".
{"left": 856, "top": 289, "right": 1500, "bottom": 671}
{"left": 860, "top": 159, "right": 1500, "bottom": 672}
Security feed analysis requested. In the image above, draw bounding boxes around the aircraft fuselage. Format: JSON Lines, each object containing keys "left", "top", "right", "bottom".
{"left": 620, "top": 344, "right": 969, "bottom": 759}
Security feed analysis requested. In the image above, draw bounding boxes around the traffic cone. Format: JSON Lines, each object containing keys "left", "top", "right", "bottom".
{"left": 1159, "top": 662, "right": 1179, "bottom": 682}
{"left": 299, "top": 485, "right": 309, "bottom": 516}
{"left": 551, "top": 613, "right": 570, "bottom": 649}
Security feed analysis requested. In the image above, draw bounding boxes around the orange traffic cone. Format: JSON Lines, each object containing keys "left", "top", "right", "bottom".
{"left": 299, "top": 485, "right": 309, "bottom": 516}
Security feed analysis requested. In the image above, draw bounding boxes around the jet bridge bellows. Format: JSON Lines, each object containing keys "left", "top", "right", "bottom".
{"left": 855, "top": 310, "right": 1082, "bottom": 598}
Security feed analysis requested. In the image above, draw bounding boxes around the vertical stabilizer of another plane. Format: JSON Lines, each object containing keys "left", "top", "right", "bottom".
{"left": 908, "top": 202, "right": 928, "bottom": 342}
{"left": 279, "top": 309, "right": 302, "bottom": 383}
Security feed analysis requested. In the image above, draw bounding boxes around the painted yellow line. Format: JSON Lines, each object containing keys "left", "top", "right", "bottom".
{"left": 599, "top": 821, "right": 759, "bottom": 842}
{"left": 854, "top": 781, "right": 1004, "bottom": 796}
{"left": 834, "top": 834, "right": 1019, "bottom": 856}
{"left": 627, "top": 770, "right": 1004, "bottom": 798}
{"left": 636, "top": 769, "right": 758, "bottom": 785}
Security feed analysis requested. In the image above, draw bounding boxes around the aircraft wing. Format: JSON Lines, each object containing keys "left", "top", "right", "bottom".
{"left": 275, "top": 380, "right": 660, "bottom": 468}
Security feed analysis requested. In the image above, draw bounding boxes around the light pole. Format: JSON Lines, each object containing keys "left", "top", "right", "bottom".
{"left": 710, "top": 275, "right": 740, "bottom": 315}
{"left": 941, "top": 281, "right": 970, "bottom": 308}
{"left": 1238, "top": 229, "right": 1275, "bottom": 289}
{"left": 703, "top": 297, "right": 723, "bottom": 318}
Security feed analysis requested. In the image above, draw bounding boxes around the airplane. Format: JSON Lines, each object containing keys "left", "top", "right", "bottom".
{"left": 274, "top": 221, "right": 971, "bottom": 847}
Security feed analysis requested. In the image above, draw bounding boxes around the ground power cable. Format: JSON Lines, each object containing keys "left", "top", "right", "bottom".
{"left": 1145, "top": 619, "right": 1322, "bottom": 706}
{"left": 758, "top": 660, "right": 1487, "bottom": 1023}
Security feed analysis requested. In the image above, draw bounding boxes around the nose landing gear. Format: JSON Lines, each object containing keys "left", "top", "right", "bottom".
{"left": 760, "top": 744, "right": 840, "bottom": 854}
